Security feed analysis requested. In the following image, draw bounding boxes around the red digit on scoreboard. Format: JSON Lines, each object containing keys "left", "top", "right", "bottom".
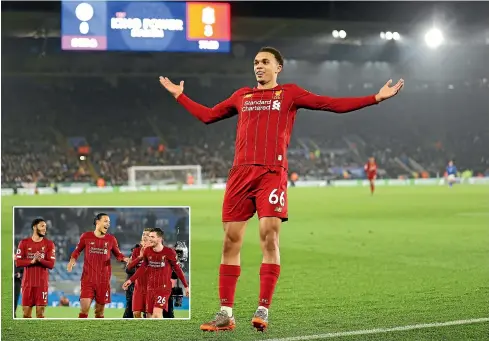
{"left": 186, "top": 2, "right": 231, "bottom": 41}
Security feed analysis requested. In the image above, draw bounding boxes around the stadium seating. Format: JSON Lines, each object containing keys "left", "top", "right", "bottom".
{"left": 2, "top": 40, "right": 489, "bottom": 186}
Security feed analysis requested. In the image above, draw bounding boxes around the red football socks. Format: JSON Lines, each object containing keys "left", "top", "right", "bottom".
{"left": 370, "top": 183, "right": 375, "bottom": 194}
{"left": 219, "top": 264, "right": 241, "bottom": 308}
{"left": 95, "top": 315, "right": 104, "bottom": 318}
{"left": 78, "top": 313, "right": 88, "bottom": 318}
{"left": 259, "top": 263, "right": 281, "bottom": 308}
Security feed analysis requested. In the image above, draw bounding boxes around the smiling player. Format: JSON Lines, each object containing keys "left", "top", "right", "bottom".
{"left": 160, "top": 46, "right": 404, "bottom": 332}
{"left": 122, "top": 228, "right": 189, "bottom": 319}
{"left": 15, "top": 218, "right": 56, "bottom": 318}
{"left": 126, "top": 228, "right": 152, "bottom": 318}
{"left": 67, "top": 213, "right": 129, "bottom": 318}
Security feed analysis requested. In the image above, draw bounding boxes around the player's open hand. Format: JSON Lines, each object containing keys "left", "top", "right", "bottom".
{"left": 122, "top": 280, "right": 132, "bottom": 291}
{"left": 184, "top": 287, "right": 190, "bottom": 297}
{"left": 375, "top": 79, "right": 404, "bottom": 102}
{"left": 123, "top": 257, "right": 130, "bottom": 264}
{"left": 159, "top": 76, "right": 184, "bottom": 99}
{"left": 66, "top": 260, "right": 75, "bottom": 272}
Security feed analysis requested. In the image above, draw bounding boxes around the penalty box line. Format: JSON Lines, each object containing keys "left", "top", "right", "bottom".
{"left": 263, "top": 317, "right": 489, "bottom": 341}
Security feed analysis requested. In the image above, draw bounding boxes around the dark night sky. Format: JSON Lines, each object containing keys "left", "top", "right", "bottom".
{"left": 2, "top": 1, "right": 489, "bottom": 25}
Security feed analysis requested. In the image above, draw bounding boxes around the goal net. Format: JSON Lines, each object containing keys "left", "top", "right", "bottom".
{"left": 127, "top": 165, "right": 202, "bottom": 187}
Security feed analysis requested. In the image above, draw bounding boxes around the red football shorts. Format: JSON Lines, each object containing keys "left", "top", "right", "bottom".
{"left": 132, "top": 289, "right": 147, "bottom": 313}
{"left": 368, "top": 173, "right": 377, "bottom": 180}
{"left": 146, "top": 289, "right": 171, "bottom": 314}
{"left": 222, "top": 165, "right": 288, "bottom": 222}
{"left": 21, "top": 286, "right": 48, "bottom": 307}
{"left": 80, "top": 282, "right": 111, "bottom": 305}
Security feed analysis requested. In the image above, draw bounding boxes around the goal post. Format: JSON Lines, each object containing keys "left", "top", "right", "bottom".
{"left": 127, "top": 165, "right": 202, "bottom": 187}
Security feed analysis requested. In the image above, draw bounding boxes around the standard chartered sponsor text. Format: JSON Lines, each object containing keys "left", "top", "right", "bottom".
{"left": 242, "top": 100, "right": 273, "bottom": 112}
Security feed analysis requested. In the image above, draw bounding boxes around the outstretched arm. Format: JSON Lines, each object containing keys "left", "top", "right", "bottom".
{"left": 70, "top": 234, "right": 86, "bottom": 261}
{"left": 129, "top": 262, "right": 147, "bottom": 283}
{"left": 159, "top": 76, "right": 238, "bottom": 124}
{"left": 126, "top": 247, "right": 141, "bottom": 273}
{"left": 111, "top": 237, "right": 128, "bottom": 263}
{"left": 67, "top": 234, "right": 86, "bottom": 272}
{"left": 294, "top": 79, "right": 404, "bottom": 113}
{"left": 123, "top": 260, "right": 147, "bottom": 291}
{"left": 127, "top": 254, "right": 142, "bottom": 270}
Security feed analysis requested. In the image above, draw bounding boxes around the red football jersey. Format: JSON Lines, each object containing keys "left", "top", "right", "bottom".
{"left": 15, "top": 237, "right": 56, "bottom": 287}
{"left": 365, "top": 162, "right": 378, "bottom": 175}
{"left": 130, "top": 246, "right": 188, "bottom": 291}
{"left": 71, "top": 231, "right": 125, "bottom": 284}
{"left": 177, "top": 83, "right": 377, "bottom": 169}
{"left": 128, "top": 245, "right": 148, "bottom": 293}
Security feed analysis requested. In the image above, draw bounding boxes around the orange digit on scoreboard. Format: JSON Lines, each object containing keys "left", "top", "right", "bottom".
{"left": 186, "top": 2, "right": 231, "bottom": 41}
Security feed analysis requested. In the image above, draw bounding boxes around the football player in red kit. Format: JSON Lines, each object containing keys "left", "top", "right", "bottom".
{"left": 15, "top": 218, "right": 56, "bottom": 318}
{"left": 365, "top": 157, "right": 378, "bottom": 195}
{"left": 160, "top": 46, "right": 403, "bottom": 332}
{"left": 126, "top": 228, "right": 152, "bottom": 318}
{"left": 67, "top": 213, "right": 129, "bottom": 318}
{"left": 122, "top": 228, "right": 189, "bottom": 319}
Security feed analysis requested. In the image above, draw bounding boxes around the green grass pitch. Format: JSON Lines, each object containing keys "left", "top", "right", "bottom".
{"left": 2, "top": 186, "right": 488, "bottom": 340}
{"left": 13, "top": 307, "right": 189, "bottom": 319}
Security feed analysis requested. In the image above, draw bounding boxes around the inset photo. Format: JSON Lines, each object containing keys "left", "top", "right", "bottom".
{"left": 13, "top": 206, "right": 190, "bottom": 320}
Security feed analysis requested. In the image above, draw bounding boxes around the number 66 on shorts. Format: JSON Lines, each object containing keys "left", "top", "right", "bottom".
{"left": 222, "top": 165, "right": 289, "bottom": 222}
{"left": 268, "top": 188, "right": 285, "bottom": 207}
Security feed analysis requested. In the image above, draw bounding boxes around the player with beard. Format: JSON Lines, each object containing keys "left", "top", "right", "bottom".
{"left": 122, "top": 228, "right": 189, "bottom": 319}
{"left": 15, "top": 218, "right": 56, "bottom": 318}
{"left": 126, "top": 228, "right": 152, "bottom": 318}
{"left": 160, "top": 46, "right": 404, "bottom": 331}
{"left": 67, "top": 213, "right": 129, "bottom": 318}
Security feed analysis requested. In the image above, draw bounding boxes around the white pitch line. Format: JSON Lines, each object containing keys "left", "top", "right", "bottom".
{"left": 456, "top": 212, "right": 489, "bottom": 217}
{"left": 263, "top": 317, "right": 489, "bottom": 341}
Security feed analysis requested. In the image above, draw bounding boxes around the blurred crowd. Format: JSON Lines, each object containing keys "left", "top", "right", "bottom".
{"left": 2, "top": 37, "right": 489, "bottom": 187}
{"left": 2, "top": 75, "right": 489, "bottom": 187}
{"left": 14, "top": 207, "right": 190, "bottom": 259}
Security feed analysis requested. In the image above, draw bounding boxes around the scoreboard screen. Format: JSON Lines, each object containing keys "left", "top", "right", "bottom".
{"left": 61, "top": 1, "right": 231, "bottom": 52}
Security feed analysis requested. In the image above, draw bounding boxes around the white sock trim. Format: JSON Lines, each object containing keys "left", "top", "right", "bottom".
{"left": 220, "top": 306, "right": 233, "bottom": 317}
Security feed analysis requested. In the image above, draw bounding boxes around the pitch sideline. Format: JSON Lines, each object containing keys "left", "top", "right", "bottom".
{"left": 263, "top": 317, "right": 489, "bottom": 341}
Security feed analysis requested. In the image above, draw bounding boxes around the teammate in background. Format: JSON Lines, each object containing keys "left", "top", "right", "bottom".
{"left": 67, "top": 213, "right": 129, "bottom": 318}
{"left": 446, "top": 160, "right": 458, "bottom": 187}
{"left": 122, "top": 228, "right": 189, "bottom": 319}
{"left": 14, "top": 262, "right": 24, "bottom": 318}
{"left": 15, "top": 218, "right": 56, "bottom": 318}
{"left": 123, "top": 228, "right": 152, "bottom": 318}
{"left": 123, "top": 243, "right": 138, "bottom": 318}
{"left": 364, "top": 157, "right": 378, "bottom": 195}
{"left": 160, "top": 46, "right": 403, "bottom": 332}
{"left": 126, "top": 228, "right": 152, "bottom": 318}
